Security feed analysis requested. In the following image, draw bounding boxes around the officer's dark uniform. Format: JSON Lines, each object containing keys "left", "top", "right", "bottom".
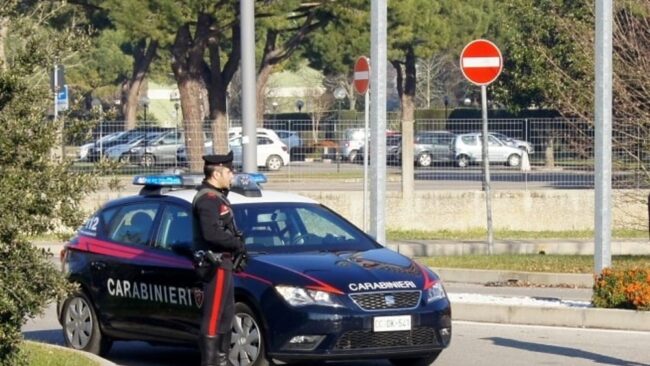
{"left": 193, "top": 152, "right": 245, "bottom": 366}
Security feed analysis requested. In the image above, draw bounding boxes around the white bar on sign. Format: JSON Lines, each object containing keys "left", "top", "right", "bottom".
{"left": 462, "top": 57, "right": 500, "bottom": 68}
{"left": 355, "top": 71, "right": 369, "bottom": 80}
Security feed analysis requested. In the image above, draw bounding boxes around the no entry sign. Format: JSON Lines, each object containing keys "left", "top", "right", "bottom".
{"left": 460, "top": 39, "right": 503, "bottom": 86}
{"left": 354, "top": 56, "right": 370, "bottom": 95}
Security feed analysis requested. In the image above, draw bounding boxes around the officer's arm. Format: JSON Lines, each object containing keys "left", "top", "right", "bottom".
{"left": 196, "top": 197, "right": 242, "bottom": 251}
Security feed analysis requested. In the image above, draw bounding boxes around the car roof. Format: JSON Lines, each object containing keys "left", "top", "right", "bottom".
{"left": 164, "top": 188, "right": 319, "bottom": 205}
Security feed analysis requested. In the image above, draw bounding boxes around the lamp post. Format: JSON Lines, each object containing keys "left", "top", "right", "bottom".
{"left": 139, "top": 96, "right": 150, "bottom": 160}
{"left": 272, "top": 101, "right": 278, "bottom": 128}
{"left": 443, "top": 95, "right": 449, "bottom": 122}
{"left": 333, "top": 87, "right": 346, "bottom": 168}
{"left": 91, "top": 97, "right": 103, "bottom": 160}
{"left": 295, "top": 99, "right": 304, "bottom": 113}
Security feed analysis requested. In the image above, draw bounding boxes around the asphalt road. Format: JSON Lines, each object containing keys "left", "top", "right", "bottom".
{"left": 23, "top": 304, "right": 650, "bottom": 366}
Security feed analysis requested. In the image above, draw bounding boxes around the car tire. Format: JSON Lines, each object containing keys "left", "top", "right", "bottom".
{"left": 141, "top": 154, "right": 155, "bottom": 167}
{"left": 417, "top": 153, "right": 433, "bottom": 167}
{"left": 389, "top": 352, "right": 441, "bottom": 366}
{"left": 118, "top": 154, "right": 130, "bottom": 164}
{"left": 457, "top": 155, "right": 470, "bottom": 168}
{"left": 348, "top": 150, "right": 359, "bottom": 163}
{"left": 61, "top": 292, "right": 112, "bottom": 356}
{"left": 265, "top": 155, "right": 283, "bottom": 171}
{"left": 231, "top": 302, "right": 270, "bottom": 366}
{"left": 507, "top": 153, "right": 521, "bottom": 167}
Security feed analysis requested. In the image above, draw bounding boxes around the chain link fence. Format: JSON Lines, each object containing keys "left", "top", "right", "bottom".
{"left": 64, "top": 118, "right": 650, "bottom": 190}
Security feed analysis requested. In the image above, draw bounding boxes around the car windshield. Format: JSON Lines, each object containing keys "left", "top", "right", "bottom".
{"left": 233, "top": 202, "right": 380, "bottom": 254}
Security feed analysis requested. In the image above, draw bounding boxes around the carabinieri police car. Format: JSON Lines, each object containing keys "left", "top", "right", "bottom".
{"left": 58, "top": 174, "right": 452, "bottom": 366}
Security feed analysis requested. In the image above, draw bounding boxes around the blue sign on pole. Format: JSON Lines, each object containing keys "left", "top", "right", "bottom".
{"left": 57, "top": 85, "right": 69, "bottom": 111}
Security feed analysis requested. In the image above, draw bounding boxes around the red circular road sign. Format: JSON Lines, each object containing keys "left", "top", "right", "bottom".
{"left": 460, "top": 39, "right": 503, "bottom": 86}
{"left": 354, "top": 56, "right": 370, "bottom": 95}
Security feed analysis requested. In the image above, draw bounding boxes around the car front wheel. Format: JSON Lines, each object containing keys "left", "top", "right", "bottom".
{"left": 141, "top": 154, "right": 155, "bottom": 167}
{"left": 230, "top": 302, "right": 270, "bottom": 366}
{"left": 389, "top": 352, "right": 441, "bottom": 366}
{"left": 457, "top": 155, "right": 470, "bottom": 168}
{"left": 265, "top": 155, "right": 283, "bottom": 171}
{"left": 61, "top": 292, "right": 112, "bottom": 356}
{"left": 507, "top": 153, "right": 521, "bottom": 167}
{"left": 417, "top": 153, "right": 433, "bottom": 167}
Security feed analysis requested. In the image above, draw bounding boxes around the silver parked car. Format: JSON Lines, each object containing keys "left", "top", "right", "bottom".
{"left": 413, "top": 131, "right": 456, "bottom": 167}
{"left": 490, "top": 132, "right": 534, "bottom": 154}
{"left": 452, "top": 133, "right": 523, "bottom": 167}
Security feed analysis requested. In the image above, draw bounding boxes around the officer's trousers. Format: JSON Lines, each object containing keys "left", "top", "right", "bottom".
{"left": 201, "top": 264, "right": 234, "bottom": 337}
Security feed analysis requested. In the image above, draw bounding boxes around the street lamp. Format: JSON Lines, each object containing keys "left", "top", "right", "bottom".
{"left": 139, "top": 96, "right": 150, "bottom": 123}
{"left": 333, "top": 86, "right": 346, "bottom": 134}
{"left": 272, "top": 101, "right": 279, "bottom": 128}
{"left": 443, "top": 95, "right": 449, "bottom": 121}
{"left": 91, "top": 97, "right": 103, "bottom": 160}
{"left": 295, "top": 99, "right": 304, "bottom": 112}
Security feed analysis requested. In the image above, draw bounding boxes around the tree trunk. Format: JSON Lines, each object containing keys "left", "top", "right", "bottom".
{"left": 545, "top": 137, "right": 555, "bottom": 168}
{"left": 171, "top": 17, "right": 212, "bottom": 173}
{"left": 396, "top": 47, "right": 417, "bottom": 198}
{"left": 0, "top": 17, "right": 8, "bottom": 71}
{"left": 206, "top": 19, "right": 240, "bottom": 154}
{"left": 121, "top": 40, "right": 158, "bottom": 130}
{"left": 256, "top": 64, "right": 274, "bottom": 126}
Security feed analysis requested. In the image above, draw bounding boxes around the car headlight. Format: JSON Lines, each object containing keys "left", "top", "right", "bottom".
{"left": 425, "top": 281, "right": 447, "bottom": 303}
{"left": 275, "top": 285, "right": 342, "bottom": 308}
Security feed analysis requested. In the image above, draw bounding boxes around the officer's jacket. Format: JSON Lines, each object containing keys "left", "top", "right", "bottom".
{"left": 192, "top": 181, "right": 242, "bottom": 253}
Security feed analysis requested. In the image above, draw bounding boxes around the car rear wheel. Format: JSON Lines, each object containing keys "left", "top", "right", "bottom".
{"left": 348, "top": 150, "right": 359, "bottom": 163}
{"left": 61, "top": 292, "right": 112, "bottom": 356}
{"left": 118, "top": 154, "right": 130, "bottom": 164}
{"left": 231, "top": 302, "right": 270, "bottom": 366}
{"left": 457, "top": 154, "right": 470, "bottom": 168}
{"left": 507, "top": 153, "right": 521, "bottom": 167}
{"left": 265, "top": 155, "right": 283, "bottom": 171}
{"left": 417, "top": 153, "right": 433, "bottom": 167}
{"left": 141, "top": 154, "right": 155, "bottom": 167}
{"left": 389, "top": 352, "right": 441, "bottom": 366}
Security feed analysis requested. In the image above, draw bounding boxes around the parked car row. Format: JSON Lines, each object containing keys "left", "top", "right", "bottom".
{"left": 346, "top": 128, "right": 533, "bottom": 168}
{"left": 79, "top": 127, "right": 295, "bottom": 171}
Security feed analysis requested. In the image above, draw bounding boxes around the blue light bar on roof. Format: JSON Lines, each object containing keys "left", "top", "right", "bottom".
{"left": 133, "top": 175, "right": 183, "bottom": 186}
{"left": 247, "top": 173, "right": 267, "bottom": 184}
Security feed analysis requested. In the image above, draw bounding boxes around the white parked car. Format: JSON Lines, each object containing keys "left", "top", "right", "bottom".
{"left": 177, "top": 130, "right": 290, "bottom": 171}
{"left": 452, "top": 133, "right": 523, "bottom": 167}
{"left": 230, "top": 133, "right": 290, "bottom": 171}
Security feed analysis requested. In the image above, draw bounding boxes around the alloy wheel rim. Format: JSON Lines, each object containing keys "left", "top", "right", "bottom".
{"left": 230, "top": 313, "right": 262, "bottom": 366}
{"left": 64, "top": 297, "right": 93, "bottom": 349}
{"left": 269, "top": 158, "right": 281, "bottom": 170}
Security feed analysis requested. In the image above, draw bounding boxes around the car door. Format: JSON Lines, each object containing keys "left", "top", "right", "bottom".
{"left": 155, "top": 132, "right": 183, "bottom": 164}
{"left": 433, "top": 133, "right": 453, "bottom": 162}
{"left": 96, "top": 202, "right": 162, "bottom": 335}
{"left": 487, "top": 135, "right": 507, "bottom": 162}
{"left": 133, "top": 202, "right": 201, "bottom": 342}
{"left": 256, "top": 136, "right": 275, "bottom": 166}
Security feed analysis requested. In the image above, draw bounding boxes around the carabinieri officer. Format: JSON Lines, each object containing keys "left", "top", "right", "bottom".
{"left": 193, "top": 151, "right": 245, "bottom": 366}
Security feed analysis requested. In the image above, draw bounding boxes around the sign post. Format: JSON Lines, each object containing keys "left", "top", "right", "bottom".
{"left": 354, "top": 56, "right": 370, "bottom": 231}
{"left": 460, "top": 39, "right": 503, "bottom": 254}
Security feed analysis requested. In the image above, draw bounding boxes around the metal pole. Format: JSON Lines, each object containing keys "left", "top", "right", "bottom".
{"left": 370, "top": 0, "right": 387, "bottom": 244}
{"left": 363, "top": 92, "right": 369, "bottom": 232}
{"left": 53, "top": 64, "right": 58, "bottom": 120}
{"left": 240, "top": 0, "right": 257, "bottom": 172}
{"left": 595, "top": 0, "right": 612, "bottom": 272}
{"left": 481, "top": 85, "right": 494, "bottom": 254}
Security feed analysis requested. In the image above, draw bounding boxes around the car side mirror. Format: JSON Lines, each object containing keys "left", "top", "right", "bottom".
{"left": 171, "top": 243, "right": 194, "bottom": 258}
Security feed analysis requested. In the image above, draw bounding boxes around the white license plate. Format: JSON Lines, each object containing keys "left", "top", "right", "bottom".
{"left": 373, "top": 315, "right": 411, "bottom": 332}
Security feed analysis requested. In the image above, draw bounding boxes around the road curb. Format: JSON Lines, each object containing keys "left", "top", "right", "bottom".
{"left": 432, "top": 267, "right": 594, "bottom": 288}
{"left": 452, "top": 303, "right": 650, "bottom": 332}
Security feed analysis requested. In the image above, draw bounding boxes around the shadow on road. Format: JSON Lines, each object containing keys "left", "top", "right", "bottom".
{"left": 23, "top": 329, "right": 64, "bottom": 345}
{"left": 484, "top": 337, "right": 650, "bottom": 366}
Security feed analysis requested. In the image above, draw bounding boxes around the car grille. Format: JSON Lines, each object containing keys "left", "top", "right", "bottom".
{"left": 335, "top": 327, "right": 437, "bottom": 350}
{"left": 349, "top": 291, "right": 421, "bottom": 311}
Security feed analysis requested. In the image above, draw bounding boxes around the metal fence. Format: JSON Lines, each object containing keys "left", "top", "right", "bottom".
{"left": 64, "top": 118, "right": 650, "bottom": 190}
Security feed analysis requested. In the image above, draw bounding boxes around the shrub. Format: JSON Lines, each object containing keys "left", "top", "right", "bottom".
{"left": 593, "top": 267, "right": 650, "bottom": 310}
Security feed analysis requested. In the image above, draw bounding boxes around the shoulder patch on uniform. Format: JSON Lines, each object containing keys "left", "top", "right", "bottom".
{"left": 219, "top": 204, "right": 230, "bottom": 216}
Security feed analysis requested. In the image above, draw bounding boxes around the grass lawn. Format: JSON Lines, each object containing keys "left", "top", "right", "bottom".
{"left": 387, "top": 228, "right": 647, "bottom": 241}
{"left": 418, "top": 254, "right": 650, "bottom": 273}
{"left": 23, "top": 341, "right": 98, "bottom": 366}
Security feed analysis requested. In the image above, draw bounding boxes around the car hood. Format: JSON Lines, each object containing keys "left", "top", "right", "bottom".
{"left": 247, "top": 248, "right": 430, "bottom": 294}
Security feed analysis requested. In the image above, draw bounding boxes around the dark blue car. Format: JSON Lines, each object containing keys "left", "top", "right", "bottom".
{"left": 58, "top": 175, "right": 452, "bottom": 366}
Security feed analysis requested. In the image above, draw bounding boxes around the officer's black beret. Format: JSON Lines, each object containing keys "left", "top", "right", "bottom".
{"left": 203, "top": 151, "right": 234, "bottom": 169}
